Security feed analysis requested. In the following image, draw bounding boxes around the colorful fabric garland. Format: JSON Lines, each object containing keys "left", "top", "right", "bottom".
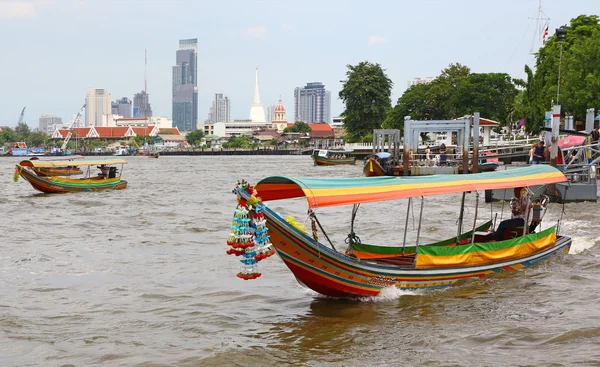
{"left": 227, "top": 180, "right": 275, "bottom": 280}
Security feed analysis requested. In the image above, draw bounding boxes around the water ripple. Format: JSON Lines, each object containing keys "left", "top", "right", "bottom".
{"left": 1, "top": 156, "right": 598, "bottom": 366}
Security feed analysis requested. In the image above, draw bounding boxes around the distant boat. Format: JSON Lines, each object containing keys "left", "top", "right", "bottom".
{"left": 15, "top": 158, "right": 128, "bottom": 194}
{"left": 311, "top": 149, "right": 356, "bottom": 166}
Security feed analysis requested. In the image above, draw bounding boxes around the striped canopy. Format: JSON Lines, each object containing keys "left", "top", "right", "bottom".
{"left": 255, "top": 165, "right": 567, "bottom": 208}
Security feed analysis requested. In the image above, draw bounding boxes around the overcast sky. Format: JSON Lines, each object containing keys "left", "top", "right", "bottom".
{"left": 0, "top": 0, "right": 597, "bottom": 128}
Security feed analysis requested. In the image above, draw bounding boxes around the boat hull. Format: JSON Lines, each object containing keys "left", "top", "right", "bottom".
{"left": 18, "top": 167, "right": 127, "bottom": 193}
{"left": 312, "top": 156, "right": 356, "bottom": 166}
{"left": 261, "top": 204, "right": 571, "bottom": 298}
{"left": 479, "top": 162, "right": 499, "bottom": 172}
{"left": 363, "top": 158, "right": 386, "bottom": 177}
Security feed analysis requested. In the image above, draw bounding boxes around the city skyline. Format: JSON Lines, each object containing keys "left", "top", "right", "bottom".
{"left": 1, "top": 0, "right": 597, "bottom": 127}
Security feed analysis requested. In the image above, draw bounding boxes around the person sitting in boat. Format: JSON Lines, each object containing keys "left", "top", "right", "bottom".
{"left": 494, "top": 187, "right": 530, "bottom": 241}
{"left": 97, "top": 164, "right": 109, "bottom": 179}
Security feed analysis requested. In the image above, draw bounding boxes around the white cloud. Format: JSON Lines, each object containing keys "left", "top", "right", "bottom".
{"left": 282, "top": 23, "right": 293, "bottom": 32}
{"left": 0, "top": 1, "right": 37, "bottom": 20}
{"left": 241, "top": 25, "right": 268, "bottom": 39}
{"left": 368, "top": 35, "right": 387, "bottom": 45}
{"left": 0, "top": 0, "right": 83, "bottom": 20}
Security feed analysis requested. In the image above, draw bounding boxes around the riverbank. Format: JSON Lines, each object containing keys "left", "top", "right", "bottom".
{"left": 0, "top": 147, "right": 312, "bottom": 157}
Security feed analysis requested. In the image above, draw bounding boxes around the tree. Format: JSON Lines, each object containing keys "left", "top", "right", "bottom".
{"left": 15, "top": 122, "right": 30, "bottom": 141}
{"left": 384, "top": 63, "right": 519, "bottom": 135}
{"left": 519, "top": 14, "right": 600, "bottom": 129}
{"left": 283, "top": 121, "right": 311, "bottom": 133}
{"left": 339, "top": 61, "right": 393, "bottom": 142}
{"left": 0, "top": 128, "right": 17, "bottom": 145}
{"left": 185, "top": 129, "right": 205, "bottom": 146}
{"left": 223, "top": 135, "right": 252, "bottom": 148}
{"left": 132, "top": 135, "right": 154, "bottom": 146}
{"left": 27, "top": 131, "right": 49, "bottom": 147}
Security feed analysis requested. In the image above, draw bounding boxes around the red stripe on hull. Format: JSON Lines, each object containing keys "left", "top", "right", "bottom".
{"left": 282, "top": 258, "right": 379, "bottom": 297}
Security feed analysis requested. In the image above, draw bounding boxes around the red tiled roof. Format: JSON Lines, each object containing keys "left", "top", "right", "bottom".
{"left": 94, "top": 127, "right": 129, "bottom": 138}
{"left": 308, "top": 123, "right": 333, "bottom": 132}
{"left": 72, "top": 127, "right": 91, "bottom": 137}
{"left": 132, "top": 127, "right": 154, "bottom": 136}
{"left": 158, "top": 128, "right": 181, "bottom": 136}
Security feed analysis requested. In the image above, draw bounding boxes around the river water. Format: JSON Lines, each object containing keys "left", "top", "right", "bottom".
{"left": 1, "top": 156, "right": 599, "bottom": 367}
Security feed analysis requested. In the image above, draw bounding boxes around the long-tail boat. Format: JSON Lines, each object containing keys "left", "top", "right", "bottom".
{"left": 229, "top": 165, "right": 571, "bottom": 297}
{"left": 14, "top": 158, "right": 128, "bottom": 193}
{"left": 311, "top": 149, "right": 356, "bottom": 166}
{"left": 363, "top": 152, "right": 393, "bottom": 176}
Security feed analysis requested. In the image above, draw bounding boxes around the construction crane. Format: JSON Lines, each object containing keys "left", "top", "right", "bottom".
{"left": 61, "top": 104, "right": 86, "bottom": 151}
{"left": 17, "top": 107, "right": 26, "bottom": 124}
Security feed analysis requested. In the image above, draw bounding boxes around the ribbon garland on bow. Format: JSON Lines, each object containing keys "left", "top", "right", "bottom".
{"left": 226, "top": 180, "right": 275, "bottom": 280}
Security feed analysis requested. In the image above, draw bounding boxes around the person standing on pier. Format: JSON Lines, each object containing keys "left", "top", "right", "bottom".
{"left": 528, "top": 144, "right": 536, "bottom": 164}
{"left": 531, "top": 141, "right": 545, "bottom": 164}
{"left": 591, "top": 125, "right": 599, "bottom": 146}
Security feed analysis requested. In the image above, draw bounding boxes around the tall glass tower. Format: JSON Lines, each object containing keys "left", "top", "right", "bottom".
{"left": 172, "top": 38, "right": 198, "bottom": 132}
{"left": 294, "top": 82, "right": 331, "bottom": 123}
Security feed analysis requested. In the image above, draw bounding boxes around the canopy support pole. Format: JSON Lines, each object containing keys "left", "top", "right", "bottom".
{"left": 309, "top": 210, "right": 337, "bottom": 252}
{"left": 402, "top": 197, "right": 412, "bottom": 255}
{"left": 415, "top": 196, "right": 424, "bottom": 249}
{"left": 456, "top": 192, "right": 466, "bottom": 245}
{"left": 471, "top": 191, "right": 480, "bottom": 244}
{"left": 523, "top": 190, "right": 531, "bottom": 236}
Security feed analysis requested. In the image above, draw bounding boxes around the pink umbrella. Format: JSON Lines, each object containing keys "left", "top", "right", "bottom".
{"left": 557, "top": 135, "right": 586, "bottom": 149}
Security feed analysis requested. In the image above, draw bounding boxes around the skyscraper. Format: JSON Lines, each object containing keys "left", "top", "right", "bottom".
{"left": 172, "top": 38, "right": 198, "bottom": 131}
{"left": 249, "top": 68, "right": 266, "bottom": 122}
{"left": 39, "top": 114, "right": 62, "bottom": 133}
{"left": 294, "top": 82, "right": 331, "bottom": 123}
{"left": 133, "top": 91, "right": 152, "bottom": 118}
{"left": 266, "top": 104, "right": 275, "bottom": 123}
{"left": 209, "top": 93, "right": 230, "bottom": 123}
{"left": 111, "top": 97, "right": 132, "bottom": 118}
{"left": 85, "top": 88, "right": 111, "bottom": 127}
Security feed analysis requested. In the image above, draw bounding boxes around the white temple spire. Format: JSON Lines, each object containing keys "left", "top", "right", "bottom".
{"left": 249, "top": 67, "right": 266, "bottom": 122}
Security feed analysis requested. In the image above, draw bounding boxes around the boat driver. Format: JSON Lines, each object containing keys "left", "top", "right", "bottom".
{"left": 97, "top": 164, "right": 109, "bottom": 178}
{"left": 494, "top": 187, "right": 529, "bottom": 241}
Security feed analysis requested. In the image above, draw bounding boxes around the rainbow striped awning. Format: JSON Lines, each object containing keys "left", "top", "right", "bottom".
{"left": 255, "top": 165, "right": 567, "bottom": 208}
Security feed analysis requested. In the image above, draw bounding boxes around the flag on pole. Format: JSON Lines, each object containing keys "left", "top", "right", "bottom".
{"left": 517, "top": 118, "right": 525, "bottom": 129}
{"left": 542, "top": 24, "right": 549, "bottom": 44}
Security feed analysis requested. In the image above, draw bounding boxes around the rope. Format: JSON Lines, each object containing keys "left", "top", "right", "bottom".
{"left": 345, "top": 204, "right": 361, "bottom": 247}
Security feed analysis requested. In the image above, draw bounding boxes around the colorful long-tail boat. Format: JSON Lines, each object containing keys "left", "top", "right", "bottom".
{"left": 229, "top": 165, "right": 571, "bottom": 298}
{"left": 15, "top": 158, "right": 128, "bottom": 193}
